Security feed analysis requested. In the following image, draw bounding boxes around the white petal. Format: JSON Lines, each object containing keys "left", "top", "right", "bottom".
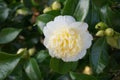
{"left": 43, "top": 21, "right": 54, "bottom": 37}
{"left": 70, "top": 22, "right": 88, "bottom": 31}
{"left": 54, "top": 15, "right": 76, "bottom": 24}
{"left": 48, "top": 49, "right": 55, "bottom": 57}
{"left": 82, "top": 33, "right": 93, "bottom": 49}
{"left": 77, "top": 50, "right": 87, "bottom": 59}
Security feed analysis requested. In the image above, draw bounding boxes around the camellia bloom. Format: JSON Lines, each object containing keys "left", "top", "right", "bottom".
{"left": 43, "top": 15, "right": 93, "bottom": 62}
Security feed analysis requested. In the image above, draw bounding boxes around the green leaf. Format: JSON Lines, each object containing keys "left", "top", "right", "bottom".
{"left": 90, "top": 38, "right": 109, "bottom": 74}
{"left": 99, "top": 5, "right": 120, "bottom": 32}
{"left": 56, "top": 75, "right": 71, "bottom": 80}
{"left": 106, "top": 32, "right": 120, "bottom": 49}
{"left": 99, "top": 5, "right": 112, "bottom": 26}
{"left": 73, "top": 0, "right": 90, "bottom": 21}
{"left": 0, "top": 52, "right": 22, "bottom": 80}
{"left": 0, "top": 28, "right": 22, "bottom": 44}
{"left": 24, "top": 58, "right": 42, "bottom": 80}
{"left": 23, "top": 0, "right": 32, "bottom": 8}
{"left": 85, "top": 3, "right": 100, "bottom": 33}
{"left": 62, "top": 0, "right": 89, "bottom": 21}
{"left": 62, "top": 0, "right": 78, "bottom": 15}
{"left": 0, "top": 1, "right": 9, "bottom": 23}
{"left": 92, "top": 0, "right": 108, "bottom": 7}
{"left": 50, "top": 58, "right": 78, "bottom": 74}
{"left": 36, "top": 50, "right": 49, "bottom": 63}
{"left": 70, "top": 72, "right": 97, "bottom": 80}
{"left": 46, "top": 10, "right": 60, "bottom": 17}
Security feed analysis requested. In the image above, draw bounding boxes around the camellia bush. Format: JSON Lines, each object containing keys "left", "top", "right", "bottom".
{"left": 0, "top": 0, "right": 120, "bottom": 80}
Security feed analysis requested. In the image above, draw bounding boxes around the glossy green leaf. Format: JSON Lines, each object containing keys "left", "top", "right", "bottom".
{"left": 46, "top": 10, "right": 60, "bottom": 17}
{"left": 92, "top": 0, "right": 108, "bottom": 7}
{"left": 90, "top": 38, "right": 109, "bottom": 74}
{"left": 70, "top": 72, "right": 97, "bottom": 80}
{"left": 0, "top": 52, "right": 22, "bottom": 80}
{"left": 62, "top": 0, "right": 78, "bottom": 15}
{"left": 56, "top": 75, "right": 71, "bottom": 80}
{"left": 24, "top": 58, "right": 42, "bottom": 80}
{"left": 99, "top": 5, "right": 112, "bottom": 26}
{"left": 0, "top": 28, "right": 22, "bottom": 44}
{"left": 23, "top": 0, "right": 32, "bottom": 8}
{"left": 85, "top": 3, "right": 100, "bottom": 33}
{"left": 50, "top": 58, "right": 78, "bottom": 74}
{"left": 73, "top": 0, "right": 90, "bottom": 21}
{"left": 36, "top": 50, "right": 49, "bottom": 63}
{"left": 99, "top": 5, "right": 120, "bottom": 32}
{"left": 62, "top": 0, "right": 89, "bottom": 21}
{"left": 0, "top": 1, "right": 9, "bottom": 23}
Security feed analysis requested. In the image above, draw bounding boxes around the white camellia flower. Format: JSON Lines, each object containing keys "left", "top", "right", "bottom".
{"left": 43, "top": 15, "right": 93, "bottom": 62}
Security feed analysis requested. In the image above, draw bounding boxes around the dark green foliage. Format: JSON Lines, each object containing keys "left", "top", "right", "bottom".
{"left": 0, "top": 0, "right": 120, "bottom": 80}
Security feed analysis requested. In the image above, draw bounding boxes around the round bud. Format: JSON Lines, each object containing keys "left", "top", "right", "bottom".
{"left": 28, "top": 47, "right": 36, "bottom": 56}
{"left": 96, "top": 30, "right": 105, "bottom": 37}
{"left": 43, "top": 7, "right": 52, "bottom": 13}
{"left": 17, "top": 48, "right": 29, "bottom": 59}
{"left": 16, "top": 8, "right": 28, "bottom": 15}
{"left": 95, "top": 22, "right": 108, "bottom": 30}
{"left": 52, "top": 1, "right": 61, "bottom": 10}
{"left": 17, "top": 48, "right": 25, "bottom": 54}
{"left": 83, "top": 66, "right": 92, "bottom": 75}
{"left": 105, "top": 28, "right": 114, "bottom": 37}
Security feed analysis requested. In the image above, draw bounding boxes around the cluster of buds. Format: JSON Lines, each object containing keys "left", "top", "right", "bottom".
{"left": 17, "top": 47, "right": 36, "bottom": 59}
{"left": 95, "top": 22, "right": 114, "bottom": 37}
{"left": 43, "top": 1, "right": 61, "bottom": 13}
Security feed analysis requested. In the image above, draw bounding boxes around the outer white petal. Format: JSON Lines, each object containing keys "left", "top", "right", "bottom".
{"left": 48, "top": 49, "right": 55, "bottom": 57}
{"left": 43, "top": 21, "right": 54, "bottom": 37}
{"left": 77, "top": 49, "right": 87, "bottom": 59}
{"left": 54, "top": 15, "right": 76, "bottom": 24}
{"left": 82, "top": 33, "right": 93, "bottom": 49}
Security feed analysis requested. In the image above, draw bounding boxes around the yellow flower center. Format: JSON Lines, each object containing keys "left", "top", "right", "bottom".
{"left": 48, "top": 27, "right": 83, "bottom": 58}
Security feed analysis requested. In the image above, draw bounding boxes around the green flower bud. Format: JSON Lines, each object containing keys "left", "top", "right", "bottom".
{"left": 16, "top": 8, "right": 28, "bottom": 15}
{"left": 43, "top": 7, "right": 52, "bottom": 13}
{"left": 28, "top": 47, "right": 36, "bottom": 56}
{"left": 95, "top": 22, "right": 108, "bottom": 30}
{"left": 96, "top": 30, "right": 105, "bottom": 37}
{"left": 17, "top": 48, "right": 25, "bottom": 54}
{"left": 52, "top": 1, "right": 61, "bottom": 10}
{"left": 105, "top": 28, "right": 114, "bottom": 37}
{"left": 17, "top": 48, "right": 29, "bottom": 59}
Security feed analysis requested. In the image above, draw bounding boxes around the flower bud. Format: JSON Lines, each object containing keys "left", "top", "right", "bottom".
{"left": 95, "top": 22, "right": 108, "bottom": 30}
{"left": 83, "top": 66, "right": 92, "bottom": 75}
{"left": 17, "top": 48, "right": 25, "bottom": 54}
{"left": 28, "top": 47, "right": 36, "bottom": 56}
{"left": 52, "top": 1, "right": 61, "bottom": 10}
{"left": 43, "top": 7, "right": 52, "bottom": 13}
{"left": 105, "top": 28, "right": 114, "bottom": 37}
{"left": 17, "top": 48, "right": 29, "bottom": 59}
{"left": 96, "top": 30, "right": 105, "bottom": 37}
